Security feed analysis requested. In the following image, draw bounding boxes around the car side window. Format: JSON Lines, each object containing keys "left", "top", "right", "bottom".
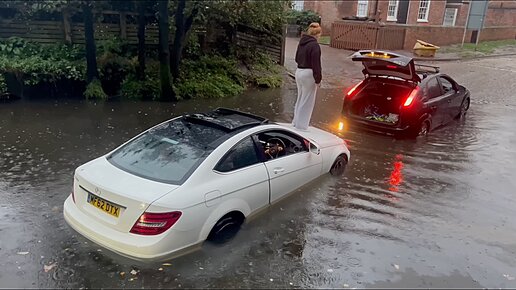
{"left": 215, "top": 137, "right": 261, "bottom": 172}
{"left": 426, "top": 77, "right": 442, "bottom": 99}
{"left": 255, "top": 130, "right": 309, "bottom": 161}
{"left": 439, "top": 77, "right": 454, "bottom": 93}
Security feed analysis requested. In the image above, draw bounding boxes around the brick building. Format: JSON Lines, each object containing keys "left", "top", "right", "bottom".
{"left": 301, "top": 0, "right": 516, "bottom": 48}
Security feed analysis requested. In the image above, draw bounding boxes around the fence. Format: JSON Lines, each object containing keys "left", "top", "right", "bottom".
{"left": 0, "top": 11, "right": 285, "bottom": 64}
{"left": 330, "top": 21, "right": 406, "bottom": 50}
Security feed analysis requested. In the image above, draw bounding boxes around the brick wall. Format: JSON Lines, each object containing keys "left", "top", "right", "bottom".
{"left": 302, "top": 0, "right": 358, "bottom": 36}
{"left": 406, "top": 0, "right": 446, "bottom": 25}
{"left": 402, "top": 25, "right": 516, "bottom": 49}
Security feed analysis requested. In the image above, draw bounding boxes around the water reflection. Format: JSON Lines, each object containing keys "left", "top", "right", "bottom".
{"left": 2, "top": 82, "right": 516, "bottom": 288}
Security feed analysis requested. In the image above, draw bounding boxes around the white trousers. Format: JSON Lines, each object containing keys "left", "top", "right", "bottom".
{"left": 293, "top": 68, "right": 317, "bottom": 130}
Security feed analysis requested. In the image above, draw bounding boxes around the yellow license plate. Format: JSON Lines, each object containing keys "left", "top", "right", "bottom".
{"left": 87, "top": 193, "right": 121, "bottom": 218}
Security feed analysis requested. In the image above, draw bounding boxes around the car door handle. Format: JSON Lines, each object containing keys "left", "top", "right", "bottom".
{"left": 273, "top": 168, "right": 285, "bottom": 174}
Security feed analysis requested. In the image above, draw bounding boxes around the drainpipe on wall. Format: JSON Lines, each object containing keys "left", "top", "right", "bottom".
{"left": 374, "top": 0, "right": 380, "bottom": 23}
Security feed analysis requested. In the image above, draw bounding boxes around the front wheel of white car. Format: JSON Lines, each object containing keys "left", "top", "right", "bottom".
{"left": 330, "top": 154, "right": 348, "bottom": 176}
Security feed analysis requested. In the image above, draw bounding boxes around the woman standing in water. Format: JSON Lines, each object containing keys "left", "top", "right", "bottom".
{"left": 292, "top": 22, "right": 322, "bottom": 131}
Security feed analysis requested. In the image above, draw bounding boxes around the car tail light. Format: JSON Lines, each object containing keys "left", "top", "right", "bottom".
{"left": 403, "top": 86, "right": 420, "bottom": 107}
{"left": 345, "top": 80, "right": 364, "bottom": 99}
{"left": 130, "top": 211, "right": 182, "bottom": 235}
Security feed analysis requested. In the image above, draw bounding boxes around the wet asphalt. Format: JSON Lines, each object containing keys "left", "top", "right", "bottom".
{"left": 1, "top": 56, "right": 516, "bottom": 288}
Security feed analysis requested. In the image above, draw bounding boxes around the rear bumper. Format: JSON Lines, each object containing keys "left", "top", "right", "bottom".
{"left": 63, "top": 196, "right": 200, "bottom": 261}
{"left": 342, "top": 115, "right": 412, "bottom": 136}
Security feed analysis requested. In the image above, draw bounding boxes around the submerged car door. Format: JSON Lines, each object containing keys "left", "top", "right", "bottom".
{"left": 255, "top": 130, "right": 322, "bottom": 204}
{"left": 438, "top": 76, "right": 462, "bottom": 121}
{"left": 213, "top": 137, "right": 269, "bottom": 213}
{"left": 423, "top": 77, "right": 447, "bottom": 127}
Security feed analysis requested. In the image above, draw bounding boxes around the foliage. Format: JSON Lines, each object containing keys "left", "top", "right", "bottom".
{"left": 0, "top": 74, "right": 7, "bottom": 95}
{"left": 237, "top": 51, "right": 283, "bottom": 88}
{"left": 97, "top": 39, "right": 136, "bottom": 95}
{"left": 176, "top": 55, "right": 245, "bottom": 99}
{"left": 121, "top": 76, "right": 161, "bottom": 101}
{"left": 286, "top": 10, "right": 321, "bottom": 32}
{"left": 0, "top": 38, "right": 85, "bottom": 87}
{"left": 204, "top": 0, "right": 290, "bottom": 33}
{"left": 83, "top": 79, "right": 108, "bottom": 100}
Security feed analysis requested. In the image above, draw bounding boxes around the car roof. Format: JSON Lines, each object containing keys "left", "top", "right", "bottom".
{"left": 181, "top": 108, "right": 270, "bottom": 148}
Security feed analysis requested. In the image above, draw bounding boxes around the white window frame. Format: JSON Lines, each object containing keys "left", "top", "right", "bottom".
{"left": 417, "top": 0, "right": 431, "bottom": 22}
{"left": 443, "top": 7, "right": 458, "bottom": 26}
{"left": 357, "top": 0, "right": 369, "bottom": 17}
{"left": 387, "top": 0, "right": 399, "bottom": 21}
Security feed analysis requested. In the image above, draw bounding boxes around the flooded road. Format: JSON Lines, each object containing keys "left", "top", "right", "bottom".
{"left": 1, "top": 56, "right": 516, "bottom": 288}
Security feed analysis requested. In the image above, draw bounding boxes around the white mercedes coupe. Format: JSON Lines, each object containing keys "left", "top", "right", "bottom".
{"left": 63, "top": 108, "right": 350, "bottom": 261}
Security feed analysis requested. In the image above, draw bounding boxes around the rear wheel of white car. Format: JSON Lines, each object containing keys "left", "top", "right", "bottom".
{"left": 207, "top": 212, "right": 245, "bottom": 244}
{"left": 330, "top": 154, "right": 347, "bottom": 176}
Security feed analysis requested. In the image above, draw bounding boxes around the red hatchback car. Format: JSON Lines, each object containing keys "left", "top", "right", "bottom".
{"left": 340, "top": 50, "right": 471, "bottom": 137}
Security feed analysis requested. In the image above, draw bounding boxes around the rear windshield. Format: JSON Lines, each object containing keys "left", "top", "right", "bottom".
{"left": 107, "top": 118, "right": 226, "bottom": 184}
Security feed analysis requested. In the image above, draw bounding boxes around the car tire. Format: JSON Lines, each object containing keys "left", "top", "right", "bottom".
{"left": 207, "top": 212, "right": 245, "bottom": 244}
{"left": 330, "top": 154, "right": 347, "bottom": 176}
{"left": 456, "top": 98, "right": 470, "bottom": 120}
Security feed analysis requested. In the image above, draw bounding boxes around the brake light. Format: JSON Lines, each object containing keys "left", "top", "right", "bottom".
{"left": 345, "top": 80, "right": 364, "bottom": 98}
{"left": 130, "top": 211, "right": 182, "bottom": 235}
{"left": 387, "top": 65, "right": 397, "bottom": 69}
{"left": 403, "top": 86, "right": 420, "bottom": 107}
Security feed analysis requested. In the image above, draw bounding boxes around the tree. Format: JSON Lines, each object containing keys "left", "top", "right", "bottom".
{"left": 137, "top": 0, "right": 147, "bottom": 80}
{"left": 170, "top": 0, "right": 199, "bottom": 80}
{"left": 158, "top": 0, "right": 175, "bottom": 101}
{"left": 82, "top": 1, "right": 99, "bottom": 83}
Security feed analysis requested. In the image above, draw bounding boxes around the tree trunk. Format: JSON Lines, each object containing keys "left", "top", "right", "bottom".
{"left": 158, "top": 0, "right": 175, "bottom": 101}
{"left": 137, "top": 0, "right": 146, "bottom": 81}
{"left": 170, "top": 0, "right": 198, "bottom": 80}
{"left": 83, "top": 3, "right": 99, "bottom": 83}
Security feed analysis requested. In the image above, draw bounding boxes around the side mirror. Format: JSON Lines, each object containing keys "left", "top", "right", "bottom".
{"left": 309, "top": 142, "right": 320, "bottom": 155}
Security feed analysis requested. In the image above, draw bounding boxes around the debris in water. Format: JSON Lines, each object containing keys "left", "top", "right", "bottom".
{"left": 199, "top": 267, "right": 204, "bottom": 270}
{"left": 119, "top": 272, "right": 126, "bottom": 277}
{"left": 344, "top": 284, "right": 349, "bottom": 288}
{"left": 44, "top": 262, "right": 57, "bottom": 273}
{"left": 327, "top": 269, "right": 334, "bottom": 273}
{"left": 97, "top": 249, "right": 102, "bottom": 252}
{"left": 163, "top": 263, "right": 172, "bottom": 266}
{"left": 17, "top": 251, "right": 29, "bottom": 255}
{"left": 289, "top": 282, "right": 293, "bottom": 286}
{"left": 393, "top": 264, "right": 400, "bottom": 270}
{"left": 270, "top": 278, "right": 274, "bottom": 282}
{"left": 158, "top": 268, "right": 163, "bottom": 271}
{"left": 130, "top": 269, "right": 138, "bottom": 275}
{"left": 503, "top": 274, "right": 515, "bottom": 280}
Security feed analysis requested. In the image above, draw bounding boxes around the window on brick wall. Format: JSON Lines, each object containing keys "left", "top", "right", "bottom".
{"left": 443, "top": 8, "right": 458, "bottom": 26}
{"left": 417, "top": 0, "right": 431, "bottom": 22}
{"left": 387, "top": 0, "right": 399, "bottom": 21}
{"left": 357, "top": 0, "right": 369, "bottom": 17}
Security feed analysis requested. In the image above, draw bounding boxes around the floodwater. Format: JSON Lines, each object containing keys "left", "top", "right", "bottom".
{"left": 1, "top": 57, "right": 516, "bottom": 288}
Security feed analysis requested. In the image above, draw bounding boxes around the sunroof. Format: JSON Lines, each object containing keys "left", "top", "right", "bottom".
{"left": 184, "top": 108, "right": 268, "bottom": 132}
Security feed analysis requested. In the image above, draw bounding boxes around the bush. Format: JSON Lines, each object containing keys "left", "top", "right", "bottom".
{"left": 238, "top": 52, "right": 283, "bottom": 88}
{"left": 176, "top": 55, "right": 245, "bottom": 99}
{"left": 0, "top": 37, "right": 85, "bottom": 89}
{"left": 84, "top": 79, "right": 108, "bottom": 100}
{"left": 286, "top": 10, "right": 321, "bottom": 31}
{"left": 176, "top": 74, "right": 244, "bottom": 99}
{"left": 121, "top": 76, "right": 161, "bottom": 101}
